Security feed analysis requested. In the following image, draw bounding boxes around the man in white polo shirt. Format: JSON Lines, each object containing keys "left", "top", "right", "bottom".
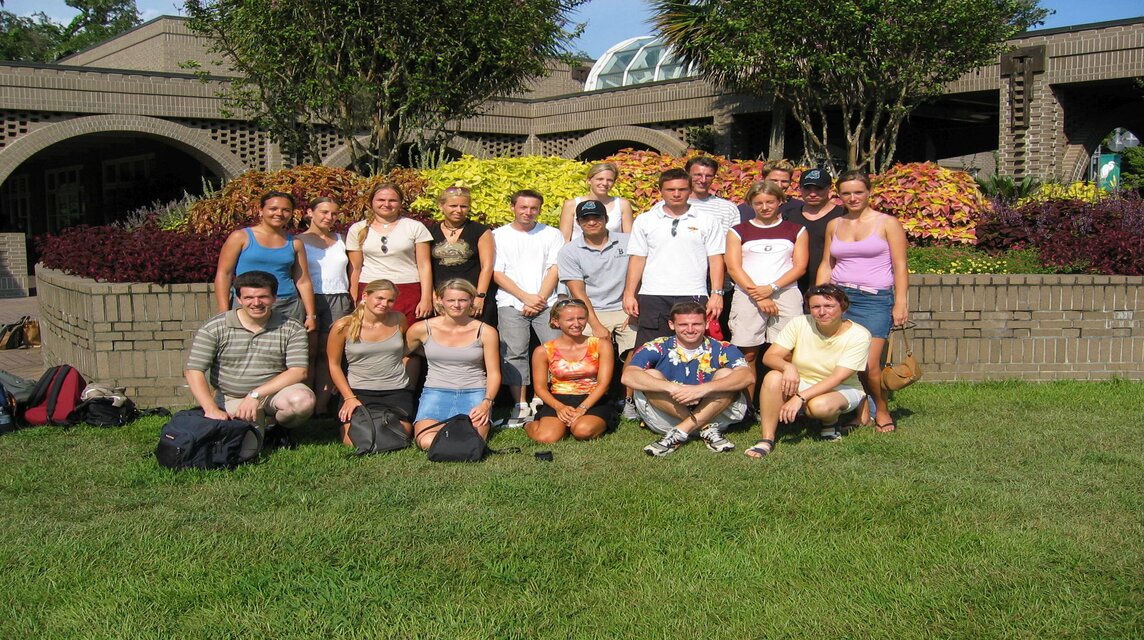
{"left": 623, "top": 168, "right": 726, "bottom": 352}
{"left": 493, "top": 189, "right": 565, "bottom": 427}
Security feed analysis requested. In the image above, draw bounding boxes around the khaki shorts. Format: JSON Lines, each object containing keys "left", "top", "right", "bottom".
{"left": 728, "top": 285, "right": 804, "bottom": 347}
{"left": 585, "top": 309, "right": 637, "bottom": 354}
{"left": 222, "top": 382, "right": 312, "bottom": 428}
{"left": 633, "top": 390, "right": 748, "bottom": 435}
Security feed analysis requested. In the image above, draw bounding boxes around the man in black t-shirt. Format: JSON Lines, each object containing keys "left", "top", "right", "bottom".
{"left": 780, "top": 168, "right": 845, "bottom": 296}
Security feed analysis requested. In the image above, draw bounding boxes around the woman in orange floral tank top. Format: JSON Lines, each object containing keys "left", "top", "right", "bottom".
{"left": 524, "top": 299, "right": 616, "bottom": 443}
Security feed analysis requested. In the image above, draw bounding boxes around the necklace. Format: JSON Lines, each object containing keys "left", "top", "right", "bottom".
{"left": 441, "top": 221, "right": 465, "bottom": 240}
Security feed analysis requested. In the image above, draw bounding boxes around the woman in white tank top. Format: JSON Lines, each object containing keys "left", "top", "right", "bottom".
{"left": 558, "top": 162, "right": 634, "bottom": 241}
{"left": 299, "top": 197, "right": 352, "bottom": 416}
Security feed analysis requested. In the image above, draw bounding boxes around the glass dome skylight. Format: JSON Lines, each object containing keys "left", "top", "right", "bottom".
{"left": 583, "top": 36, "right": 700, "bottom": 91}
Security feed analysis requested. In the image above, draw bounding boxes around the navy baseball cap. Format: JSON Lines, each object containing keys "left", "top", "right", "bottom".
{"left": 575, "top": 200, "right": 606, "bottom": 218}
{"left": 800, "top": 169, "right": 832, "bottom": 188}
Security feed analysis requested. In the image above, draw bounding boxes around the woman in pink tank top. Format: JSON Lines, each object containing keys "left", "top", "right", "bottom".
{"left": 817, "top": 171, "right": 909, "bottom": 432}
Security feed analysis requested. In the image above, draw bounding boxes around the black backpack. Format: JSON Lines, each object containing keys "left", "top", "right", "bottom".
{"left": 421, "top": 414, "right": 488, "bottom": 462}
{"left": 348, "top": 405, "right": 409, "bottom": 455}
{"left": 0, "top": 380, "right": 16, "bottom": 434}
{"left": 67, "top": 397, "right": 139, "bottom": 427}
{"left": 155, "top": 408, "right": 263, "bottom": 470}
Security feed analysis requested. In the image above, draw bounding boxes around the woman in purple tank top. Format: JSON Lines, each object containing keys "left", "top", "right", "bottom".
{"left": 817, "top": 171, "right": 909, "bottom": 432}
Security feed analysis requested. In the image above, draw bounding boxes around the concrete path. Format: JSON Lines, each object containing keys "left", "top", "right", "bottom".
{"left": 0, "top": 296, "right": 46, "bottom": 382}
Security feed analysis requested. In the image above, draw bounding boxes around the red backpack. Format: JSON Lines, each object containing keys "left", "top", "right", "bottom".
{"left": 23, "top": 365, "right": 87, "bottom": 426}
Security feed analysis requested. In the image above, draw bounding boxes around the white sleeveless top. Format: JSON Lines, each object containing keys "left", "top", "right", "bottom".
{"left": 304, "top": 233, "right": 350, "bottom": 294}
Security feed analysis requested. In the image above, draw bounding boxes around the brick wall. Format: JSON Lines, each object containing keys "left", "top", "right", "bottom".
{"left": 35, "top": 266, "right": 215, "bottom": 408}
{"left": 33, "top": 269, "right": 1144, "bottom": 409}
{"left": 909, "top": 274, "right": 1143, "bottom": 381}
{"left": 0, "top": 232, "right": 29, "bottom": 297}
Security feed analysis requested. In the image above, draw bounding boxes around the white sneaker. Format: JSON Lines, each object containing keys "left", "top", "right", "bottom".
{"left": 643, "top": 428, "right": 690, "bottom": 457}
{"left": 620, "top": 398, "right": 640, "bottom": 422}
{"left": 698, "top": 425, "right": 735, "bottom": 452}
{"left": 500, "top": 403, "right": 531, "bottom": 428}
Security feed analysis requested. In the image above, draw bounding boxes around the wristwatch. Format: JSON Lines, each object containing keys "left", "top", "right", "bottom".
{"left": 475, "top": 292, "right": 487, "bottom": 299}
{"left": 248, "top": 390, "right": 262, "bottom": 400}
{"left": 769, "top": 282, "right": 779, "bottom": 290}
{"left": 709, "top": 288, "right": 726, "bottom": 296}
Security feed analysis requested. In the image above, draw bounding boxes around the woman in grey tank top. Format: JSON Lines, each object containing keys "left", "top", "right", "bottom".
{"left": 327, "top": 279, "right": 414, "bottom": 445}
{"left": 405, "top": 278, "right": 502, "bottom": 450}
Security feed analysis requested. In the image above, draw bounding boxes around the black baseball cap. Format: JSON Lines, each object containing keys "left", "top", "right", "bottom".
{"left": 575, "top": 200, "right": 606, "bottom": 218}
{"left": 800, "top": 168, "right": 832, "bottom": 188}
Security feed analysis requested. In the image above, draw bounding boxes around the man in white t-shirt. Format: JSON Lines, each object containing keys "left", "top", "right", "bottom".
{"left": 686, "top": 156, "right": 740, "bottom": 234}
{"left": 623, "top": 168, "right": 726, "bottom": 352}
{"left": 492, "top": 189, "right": 565, "bottom": 427}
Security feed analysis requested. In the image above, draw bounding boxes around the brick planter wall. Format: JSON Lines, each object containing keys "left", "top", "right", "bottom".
{"left": 0, "top": 232, "right": 30, "bottom": 297}
{"left": 35, "top": 265, "right": 215, "bottom": 408}
{"left": 34, "top": 269, "right": 1144, "bottom": 409}
{"left": 909, "top": 274, "right": 1143, "bottom": 381}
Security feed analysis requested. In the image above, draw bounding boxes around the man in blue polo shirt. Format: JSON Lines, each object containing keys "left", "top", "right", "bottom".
{"left": 622, "top": 301, "right": 753, "bottom": 456}
{"left": 558, "top": 199, "right": 638, "bottom": 418}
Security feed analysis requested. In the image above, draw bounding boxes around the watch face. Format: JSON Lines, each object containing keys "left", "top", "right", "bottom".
{"left": 476, "top": 293, "right": 486, "bottom": 298}
{"left": 249, "top": 390, "right": 260, "bottom": 399}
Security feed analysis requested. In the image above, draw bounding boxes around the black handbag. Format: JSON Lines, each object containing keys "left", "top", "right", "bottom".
{"left": 348, "top": 405, "right": 409, "bottom": 455}
{"left": 421, "top": 414, "right": 487, "bottom": 462}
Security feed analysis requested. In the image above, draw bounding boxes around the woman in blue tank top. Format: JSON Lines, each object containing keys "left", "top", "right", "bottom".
{"left": 214, "top": 191, "right": 317, "bottom": 331}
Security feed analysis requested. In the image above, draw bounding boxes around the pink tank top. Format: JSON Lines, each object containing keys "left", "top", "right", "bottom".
{"left": 829, "top": 217, "right": 893, "bottom": 290}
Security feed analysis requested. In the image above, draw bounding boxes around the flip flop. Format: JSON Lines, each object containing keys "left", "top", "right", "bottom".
{"left": 875, "top": 422, "right": 897, "bottom": 433}
{"left": 745, "top": 439, "right": 774, "bottom": 459}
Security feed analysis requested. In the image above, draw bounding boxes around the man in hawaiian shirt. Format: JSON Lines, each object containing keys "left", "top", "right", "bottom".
{"left": 622, "top": 301, "right": 754, "bottom": 456}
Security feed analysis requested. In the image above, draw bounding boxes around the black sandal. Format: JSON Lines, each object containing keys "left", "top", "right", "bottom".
{"left": 745, "top": 439, "right": 775, "bottom": 459}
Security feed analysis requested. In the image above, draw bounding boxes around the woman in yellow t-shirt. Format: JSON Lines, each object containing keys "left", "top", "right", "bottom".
{"left": 746, "top": 284, "right": 871, "bottom": 459}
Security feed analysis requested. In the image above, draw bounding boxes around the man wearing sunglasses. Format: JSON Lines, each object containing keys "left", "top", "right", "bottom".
{"left": 623, "top": 168, "right": 726, "bottom": 353}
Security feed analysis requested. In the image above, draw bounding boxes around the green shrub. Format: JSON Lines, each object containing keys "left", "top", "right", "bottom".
{"left": 412, "top": 156, "right": 589, "bottom": 226}
{"left": 907, "top": 245, "right": 1055, "bottom": 274}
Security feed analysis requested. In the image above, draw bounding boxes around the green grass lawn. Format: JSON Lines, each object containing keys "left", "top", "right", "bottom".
{"left": 2, "top": 381, "right": 1141, "bottom": 638}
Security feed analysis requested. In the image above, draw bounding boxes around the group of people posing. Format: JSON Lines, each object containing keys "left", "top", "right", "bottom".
{"left": 185, "top": 157, "right": 909, "bottom": 459}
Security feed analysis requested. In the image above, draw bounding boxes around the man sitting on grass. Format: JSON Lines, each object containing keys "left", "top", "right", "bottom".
{"left": 622, "top": 301, "right": 753, "bottom": 457}
{"left": 185, "top": 270, "right": 315, "bottom": 430}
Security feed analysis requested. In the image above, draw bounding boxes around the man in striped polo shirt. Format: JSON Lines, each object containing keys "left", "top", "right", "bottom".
{"left": 185, "top": 270, "right": 314, "bottom": 429}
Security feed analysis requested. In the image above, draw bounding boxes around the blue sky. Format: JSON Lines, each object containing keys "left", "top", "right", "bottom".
{"left": 6, "top": 0, "right": 1144, "bottom": 59}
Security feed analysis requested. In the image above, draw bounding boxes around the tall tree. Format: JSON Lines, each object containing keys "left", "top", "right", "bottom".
{"left": 185, "top": 0, "right": 586, "bottom": 174}
{"left": 0, "top": 0, "right": 139, "bottom": 62}
{"left": 652, "top": 0, "right": 1047, "bottom": 172}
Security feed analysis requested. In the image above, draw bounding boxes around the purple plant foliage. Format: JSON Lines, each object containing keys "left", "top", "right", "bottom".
{"left": 38, "top": 221, "right": 227, "bottom": 284}
{"left": 977, "top": 194, "right": 1144, "bottom": 275}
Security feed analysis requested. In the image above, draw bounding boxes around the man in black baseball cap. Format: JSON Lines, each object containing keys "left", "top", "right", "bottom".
{"left": 783, "top": 168, "right": 844, "bottom": 295}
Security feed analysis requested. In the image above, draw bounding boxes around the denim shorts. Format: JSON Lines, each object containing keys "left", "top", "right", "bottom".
{"left": 839, "top": 285, "right": 894, "bottom": 339}
{"left": 414, "top": 387, "right": 485, "bottom": 423}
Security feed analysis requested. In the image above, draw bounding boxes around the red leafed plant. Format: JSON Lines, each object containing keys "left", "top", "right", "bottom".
{"left": 601, "top": 149, "right": 806, "bottom": 213}
{"left": 38, "top": 222, "right": 226, "bottom": 284}
{"left": 871, "top": 162, "right": 988, "bottom": 245}
{"left": 186, "top": 165, "right": 429, "bottom": 233}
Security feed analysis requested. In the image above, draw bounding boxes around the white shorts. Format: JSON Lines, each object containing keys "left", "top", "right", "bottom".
{"left": 800, "top": 381, "right": 864, "bottom": 412}
{"left": 729, "top": 285, "right": 803, "bottom": 347}
{"left": 585, "top": 309, "right": 636, "bottom": 354}
{"left": 633, "top": 390, "right": 749, "bottom": 435}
